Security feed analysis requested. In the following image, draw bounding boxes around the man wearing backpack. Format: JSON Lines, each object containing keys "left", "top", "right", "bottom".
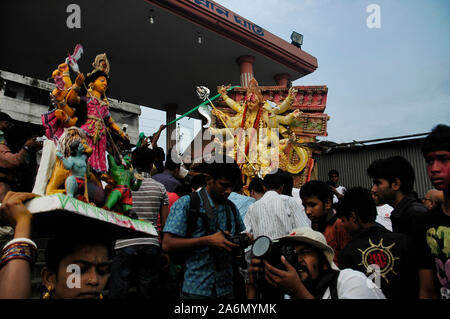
{"left": 248, "top": 227, "right": 385, "bottom": 299}
{"left": 162, "top": 156, "right": 251, "bottom": 299}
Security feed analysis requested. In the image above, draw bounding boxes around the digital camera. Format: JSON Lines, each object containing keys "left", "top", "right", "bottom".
{"left": 227, "top": 233, "right": 252, "bottom": 250}
{"left": 251, "top": 235, "right": 298, "bottom": 271}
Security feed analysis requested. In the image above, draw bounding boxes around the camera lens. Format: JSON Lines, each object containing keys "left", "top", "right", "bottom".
{"left": 251, "top": 236, "right": 272, "bottom": 258}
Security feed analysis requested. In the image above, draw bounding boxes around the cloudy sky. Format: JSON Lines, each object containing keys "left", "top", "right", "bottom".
{"left": 141, "top": 0, "right": 449, "bottom": 149}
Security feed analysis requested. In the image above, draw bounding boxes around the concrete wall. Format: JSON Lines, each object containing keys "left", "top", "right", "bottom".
{"left": 0, "top": 70, "right": 141, "bottom": 144}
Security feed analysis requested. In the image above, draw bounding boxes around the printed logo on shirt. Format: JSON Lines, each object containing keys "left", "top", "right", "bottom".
{"left": 358, "top": 238, "right": 399, "bottom": 284}
{"left": 426, "top": 226, "right": 450, "bottom": 297}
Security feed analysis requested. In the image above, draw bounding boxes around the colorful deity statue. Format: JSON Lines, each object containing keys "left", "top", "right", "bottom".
{"left": 56, "top": 140, "right": 90, "bottom": 200}
{"left": 68, "top": 54, "right": 130, "bottom": 174}
{"left": 46, "top": 127, "right": 93, "bottom": 195}
{"left": 209, "top": 78, "right": 302, "bottom": 185}
{"left": 42, "top": 44, "right": 85, "bottom": 140}
{"left": 103, "top": 153, "right": 143, "bottom": 217}
{"left": 50, "top": 63, "right": 78, "bottom": 127}
{"left": 41, "top": 49, "right": 131, "bottom": 209}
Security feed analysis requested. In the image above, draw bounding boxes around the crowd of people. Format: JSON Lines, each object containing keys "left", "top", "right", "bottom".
{"left": 0, "top": 116, "right": 448, "bottom": 300}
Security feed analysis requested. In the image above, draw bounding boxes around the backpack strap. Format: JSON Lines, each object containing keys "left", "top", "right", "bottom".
{"left": 225, "top": 199, "right": 239, "bottom": 234}
{"left": 186, "top": 191, "right": 201, "bottom": 238}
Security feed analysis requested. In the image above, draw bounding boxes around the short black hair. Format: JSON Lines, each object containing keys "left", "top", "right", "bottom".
{"left": 248, "top": 177, "right": 264, "bottom": 194}
{"left": 132, "top": 147, "right": 154, "bottom": 171}
{"left": 165, "top": 158, "right": 181, "bottom": 171}
{"left": 173, "top": 183, "right": 192, "bottom": 197}
{"left": 233, "top": 178, "right": 244, "bottom": 193}
{"left": 421, "top": 124, "right": 450, "bottom": 157}
{"left": 263, "top": 171, "right": 284, "bottom": 191}
{"left": 202, "top": 155, "right": 242, "bottom": 185}
{"left": 335, "top": 187, "right": 377, "bottom": 223}
{"left": 190, "top": 174, "right": 208, "bottom": 190}
{"left": 367, "top": 156, "right": 415, "bottom": 194}
{"left": 300, "top": 180, "right": 333, "bottom": 204}
{"left": 278, "top": 169, "right": 294, "bottom": 196}
{"left": 153, "top": 147, "right": 165, "bottom": 160}
{"left": 328, "top": 169, "right": 339, "bottom": 177}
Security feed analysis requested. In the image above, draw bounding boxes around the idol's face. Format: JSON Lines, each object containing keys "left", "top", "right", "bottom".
{"left": 246, "top": 93, "right": 259, "bottom": 110}
{"left": 92, "top": 76, "right": 108, "bottom": 94}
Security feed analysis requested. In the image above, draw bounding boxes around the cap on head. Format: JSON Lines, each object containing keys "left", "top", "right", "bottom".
{"left": 278, "top": 227, "right": 339, "bottom": 271}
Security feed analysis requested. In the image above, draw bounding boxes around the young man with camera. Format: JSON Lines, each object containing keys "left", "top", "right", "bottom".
{"left": 248, "top": 227, "right": 385, "bottom": 299}
{"left": 162, "top": 157, "right": 252, "bottom": 299}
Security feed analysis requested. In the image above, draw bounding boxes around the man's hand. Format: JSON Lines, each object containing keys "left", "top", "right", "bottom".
{"left": 24, "top": 138, "right": 43, "bottom": 152}
{"left": 207, "top": 231, "right": 239, "bottom": 252}
{"left": 160, "top": 252, "right": 170, "bottom": 271}
{"left": 263, "top": 256, "right": 304, "bottom": 298}
{"left": 157, "top": 124, "right": 166, "bottom": 133}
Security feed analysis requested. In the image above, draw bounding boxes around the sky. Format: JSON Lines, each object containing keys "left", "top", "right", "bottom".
{"left": 140, "top": 0, "right": 450, "bottom": 150}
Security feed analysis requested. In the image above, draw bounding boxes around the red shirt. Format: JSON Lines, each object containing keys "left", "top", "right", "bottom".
{"left": 157, "top": 192, "right": 180, "bottom": 241}
{"left": 324, "top": 216, "right": 352, "bottom": 267}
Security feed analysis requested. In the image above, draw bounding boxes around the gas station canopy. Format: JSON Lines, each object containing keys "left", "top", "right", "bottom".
{"left": 0, "top": 0, "right": 318, "bottom": 118}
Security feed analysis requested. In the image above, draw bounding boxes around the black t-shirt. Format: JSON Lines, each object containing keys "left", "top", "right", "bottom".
{"left": 391, "top": 195, "right": 428, "bottom": 239}
{"left": 338, "top": 223, "right": 418, "bottom": 299}
{"left": 416, "top": 205, "right": 450, "bottom": 299}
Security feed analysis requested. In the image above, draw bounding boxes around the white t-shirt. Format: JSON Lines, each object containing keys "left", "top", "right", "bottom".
{"left": 375, "top": 204, "right": 393, "bottom": 231}
{"left": 291, "top": 187, "right": 303, "bottom": 207}
{"left": 322, "top": 269, "right": 386, "bottom": 299}
{"left": 332, "top": 186, "right": 346, "bottom": 204}
{"left": 244, "top": 191, "right": 310, "bottom": 240}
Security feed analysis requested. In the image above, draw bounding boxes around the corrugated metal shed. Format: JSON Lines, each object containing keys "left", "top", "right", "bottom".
{"left": 314, "top": 138, "right": 433, "bottom": 198}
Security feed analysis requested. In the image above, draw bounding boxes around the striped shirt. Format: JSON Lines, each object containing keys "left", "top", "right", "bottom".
{"left": 115, "top": 172, "right": 169, "bottom": 249}
{"left": 244, "top": 191, "right": 311, "bottom": 240}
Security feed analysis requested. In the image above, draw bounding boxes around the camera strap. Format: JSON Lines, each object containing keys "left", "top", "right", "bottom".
{"left": 314, "top": 269, "right": 340, "bottom": 299}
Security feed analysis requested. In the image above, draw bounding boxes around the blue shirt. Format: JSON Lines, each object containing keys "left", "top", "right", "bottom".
{"left": 228, "top": 192, "right": 256, "bottom": 220}
{"left": 152, "top": 170, "right": 181, "bottom": 192}
{"left": 163, "top": 190, "right": 245, "bottom": 297}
